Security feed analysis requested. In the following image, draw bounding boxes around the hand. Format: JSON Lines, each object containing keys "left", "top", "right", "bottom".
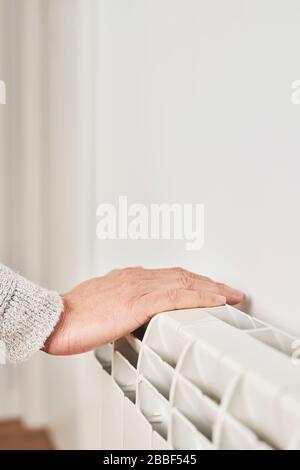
{"left": 44, "top": 267, "right": 244, "bottom": 356}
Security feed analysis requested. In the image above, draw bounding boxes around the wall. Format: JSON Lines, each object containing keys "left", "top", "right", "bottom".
{"left": 0, "top": 0, "right": 10, "bottom": 262}
{"left": 0, "top": 0, "right": 96, "bottom": 448}
{"left": 93, "top": 0, "right": 300, "bottom": 338}
{"left": 0, "top": 0, "right": 20, "bottom": 421}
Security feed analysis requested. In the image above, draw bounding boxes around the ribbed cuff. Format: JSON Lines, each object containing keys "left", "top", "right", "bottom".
{"left": 0, "top": 264, "right": 64, "bottom": 363}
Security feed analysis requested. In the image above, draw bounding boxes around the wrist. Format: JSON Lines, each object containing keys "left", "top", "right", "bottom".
{"left": 43, "top": 294, "right": 70, "bottom": 355}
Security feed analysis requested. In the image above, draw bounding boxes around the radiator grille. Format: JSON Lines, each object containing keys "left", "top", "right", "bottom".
{"left": 95, "top": 306, "right": 300, "bottom": 450}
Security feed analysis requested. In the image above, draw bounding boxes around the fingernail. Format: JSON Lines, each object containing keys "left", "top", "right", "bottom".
{"left": 215, "top": 295, "right": 226, "bottom": 304}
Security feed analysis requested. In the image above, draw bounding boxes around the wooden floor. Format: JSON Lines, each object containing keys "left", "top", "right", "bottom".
{"left": 0, "top": 420, "right": 54, "bottom": 450}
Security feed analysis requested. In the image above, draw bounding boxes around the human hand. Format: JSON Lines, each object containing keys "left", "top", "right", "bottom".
{"left": 44, "top": 267, "right": 244, "bottom": 356}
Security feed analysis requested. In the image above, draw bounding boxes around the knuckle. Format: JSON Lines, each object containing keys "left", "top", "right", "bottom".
{"left": 216, "top": 282, "right": 227, "bottom": 292}
{"left": 173, "top": 266, "right": 184, "bottom": 274}
{"left": 108, "top": 268, "right": 121, "bottom": 276}
{"left": 216, "top": 282, "right": 226, "bottom": 289}
{"left": 123, "top": 266, "right": 144, "bottom": 277}
{"left": 117, "top": 269, "right": 127, "bottom": 281}
{"left": 124, "top": 267, "right": 135, "bottom": 273}
{"left": 122, "top": 267, "right": 136, "bottom": 279}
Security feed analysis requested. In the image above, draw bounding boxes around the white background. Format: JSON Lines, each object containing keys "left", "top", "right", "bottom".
{"left": 93, "top": 0, "right": 300, "bottom": 337}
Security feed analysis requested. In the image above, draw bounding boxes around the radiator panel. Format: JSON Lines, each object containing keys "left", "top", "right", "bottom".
{"left": 95, "top": 306, "right": 300, "bottom": 450}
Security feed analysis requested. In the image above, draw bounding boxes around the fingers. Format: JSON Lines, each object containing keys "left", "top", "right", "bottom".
{"left": 140, "top": 277, "right": 243, "bottom": 304}
{"left": 197, "top": 280, "right": 244, "bottom": 305}
{"left": 137, "top": 267, "right": 212, "bottom": 283}
{"left": 109, "top": 266, "right": 244, "bottom": 306}
{"left": 137, "top": 268, "right": 243, "bottom": 302}
{"left": 135, "top": 288, "right": 226, "bottom": 320}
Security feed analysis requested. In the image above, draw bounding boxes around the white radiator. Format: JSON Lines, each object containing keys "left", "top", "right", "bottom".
{"left": 95, "top": 306, "right": 300, "bottom": 450}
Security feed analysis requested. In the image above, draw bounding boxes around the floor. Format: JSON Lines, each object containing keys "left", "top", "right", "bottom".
{"left": 0, "top": 420, "right": 54, "bottom": 450}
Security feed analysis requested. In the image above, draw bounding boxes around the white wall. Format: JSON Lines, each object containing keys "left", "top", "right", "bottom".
{"left": 0, "top": 0, "right": 20, "bottom": 421}
{"left": 0, "top": 0, "right": 11, "bottom": 263}
{"left": 93, "top": 0, "right": 300, "bottom": 338}
{"left": 0, "top": 0, "right": 97, "bottom": 448}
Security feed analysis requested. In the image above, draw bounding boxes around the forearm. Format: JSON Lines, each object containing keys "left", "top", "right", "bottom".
{"left": 0, "top": 264, "right": 63, "bottom": 363}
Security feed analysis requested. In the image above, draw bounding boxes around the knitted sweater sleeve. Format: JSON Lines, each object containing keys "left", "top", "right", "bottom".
{"left": 0, "top": 264, "right": 63, "bottom": 363}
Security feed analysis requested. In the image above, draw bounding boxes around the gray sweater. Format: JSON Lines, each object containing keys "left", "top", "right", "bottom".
{"left": 0, "top": 264, "right": 63, "bottom": 363}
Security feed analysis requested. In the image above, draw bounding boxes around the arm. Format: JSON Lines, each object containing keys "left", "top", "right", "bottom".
{"left": 0, "top": 264, "right": 63, "bottom": 363}
{"left": 0, "top": 265, "right": 244, "bottom": 363}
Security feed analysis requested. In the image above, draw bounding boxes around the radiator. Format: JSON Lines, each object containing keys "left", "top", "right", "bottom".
{"left": 95, "top": 306, "right": 300, "bottom": 450}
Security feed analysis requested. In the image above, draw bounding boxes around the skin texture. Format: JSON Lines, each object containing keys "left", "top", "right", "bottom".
{"left": 44, "top": 267, "right": 244, "bottom": 356}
